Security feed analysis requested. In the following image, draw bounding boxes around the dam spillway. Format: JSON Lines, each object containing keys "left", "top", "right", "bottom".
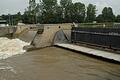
{"left": 0, "top": 23, "right": 120, "bottom": 62}
{"left": 0, "top": 24, "right": 120, "bottom": 80}
{"left": 0, "top": 37, "right": 29, "bottom": 60}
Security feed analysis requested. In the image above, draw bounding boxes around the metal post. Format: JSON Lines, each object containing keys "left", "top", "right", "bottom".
{"left": 9, "top": 14, "right": 11, "bottom": 26}
{"left": 74, "top": 30, "right": 76, "bottom": 43}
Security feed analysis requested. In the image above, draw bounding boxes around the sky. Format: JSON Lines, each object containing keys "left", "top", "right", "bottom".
{"left": 0, "top": 0, "right": 120, "bottom": 15}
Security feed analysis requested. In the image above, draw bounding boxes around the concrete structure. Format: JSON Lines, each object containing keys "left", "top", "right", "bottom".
{"left": 2, "top": 23, "right": 72, "bottom": 50}
{"left": 28, "top": 23, "right": 72, "bottom": 49}
{"left": 0, "top": 27, "right": 16, "bottom": 37}
{"left": 1, "top": 23, "right": 120, "bottom": 62}
{"left": 0, "top": 20, "right": 8, "bottom": 27}
{"left": 54, "top": 43, "right": 120, "bottom": 62}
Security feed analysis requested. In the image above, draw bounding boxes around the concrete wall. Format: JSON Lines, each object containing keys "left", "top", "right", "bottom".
{"left": 15, "top": 25, "right": 30, "bottom": 35}
{"left": 0, "top": 27, "right": 16, "bottom": 36}
{"left": 31, "top": 23, "right": 72, "bottom": 48}
{"left": 0, "top": 24, "right": 72, "bottom": 50}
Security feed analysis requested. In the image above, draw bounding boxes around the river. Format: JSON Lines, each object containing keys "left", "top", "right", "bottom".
{"left": 0, "top": 47, "right": 120, "bottom": 80}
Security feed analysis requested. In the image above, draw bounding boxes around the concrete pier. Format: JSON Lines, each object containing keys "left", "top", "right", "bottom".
{"left": 55, "top": 43, "right": 120, "bottom": 62}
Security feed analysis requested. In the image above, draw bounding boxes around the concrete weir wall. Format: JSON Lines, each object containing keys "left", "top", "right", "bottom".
{"left": 0, "top": 24, "right": 72, "bottom": 50}
{"left": 0, "top": 26, "right": 16, "bottom": 36}
{"left": 15, "top": 25, "right": 38, "bottom": 43}
{"left": 31, "top": 23, "right": 72, "bottom": 49}
{"left": 0, "top": 25, "right": 33, "bottom": 37}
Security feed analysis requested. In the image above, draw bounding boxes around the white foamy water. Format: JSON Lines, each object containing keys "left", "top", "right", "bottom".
{"left": 0, "top": 37, "right": 29, "bottom": 60}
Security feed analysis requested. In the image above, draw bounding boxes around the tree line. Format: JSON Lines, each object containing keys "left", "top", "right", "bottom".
{"left": 0, "top": 0, "right": 120, "bottom": 25}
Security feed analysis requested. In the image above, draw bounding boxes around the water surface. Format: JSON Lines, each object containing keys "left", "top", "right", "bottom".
{"left": 0, "top": 47, "right": 120, "bottom": 80}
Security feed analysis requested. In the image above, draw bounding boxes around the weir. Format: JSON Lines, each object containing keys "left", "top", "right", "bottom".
{"left": 26, "top": 24, "right": 72, "bottom": 50}
{"left": 0, "top": 23, "right": 120, "bottom": 62}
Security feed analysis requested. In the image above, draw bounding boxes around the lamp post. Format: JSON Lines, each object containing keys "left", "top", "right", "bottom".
{"left": 36, "top": 13, "right": 39, "bottom": 24}
{"left": 8, "top": 14, "right": 11, "bottom": 26}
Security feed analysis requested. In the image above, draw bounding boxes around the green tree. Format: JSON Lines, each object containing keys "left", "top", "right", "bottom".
{"left": 22, "top": 0, "right": 37, "bottom": 24}
{"left": 11, "top": 12, "right": 22, "bottom": 25}
{"left": 96, "top": 14, "right": 103, "bottom": 23}
{"left": 42, "top": 0, "right": 58, "bottom": 23}
{"left": 60, "top": 0, "right": 72, "bottom": 22}
{"left": 22, "top": 10, "right": 36, "bottom": 24}
{"left": 102, "top": 7, "right": 115, "bottom": 22}
{"left": 34, "top": 2, "right": 43, "bottom": 23}
{"left": 85, "top": 4, "right": 96, "bottom": 22}
{"left": 72, "top": 2, "right": 85, "bottom": 23}
{"left": 54, "top": 6, "right": 63, "bottom": 23}
{"left": 116, "top": 15, "right": 120, "bottom": 22}
{"left": 60, "top": 0, "right": 72, "bottom": 8}
{"left": 15, "top": 12, "right": 22, "bottom": 23}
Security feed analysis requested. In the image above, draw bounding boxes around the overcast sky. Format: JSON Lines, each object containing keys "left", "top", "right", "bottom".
{"left": 0, "top": 0, "right": 120, "bottom": 15}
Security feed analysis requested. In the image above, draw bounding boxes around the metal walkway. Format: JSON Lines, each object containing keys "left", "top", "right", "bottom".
{"left": 55, "top": 43, "right": 120, "bottom": 62}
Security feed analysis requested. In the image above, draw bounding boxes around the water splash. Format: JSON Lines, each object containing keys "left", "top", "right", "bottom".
{"left": 0, "top": 37, "right": 29, "bottom": 60}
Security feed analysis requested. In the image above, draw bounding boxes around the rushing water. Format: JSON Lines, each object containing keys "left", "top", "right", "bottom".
{"left": 0, "top": 37, "right": 29, "bottom": 60}
{"left": 0, "top": 47, "right": 120, "bottom": 80}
